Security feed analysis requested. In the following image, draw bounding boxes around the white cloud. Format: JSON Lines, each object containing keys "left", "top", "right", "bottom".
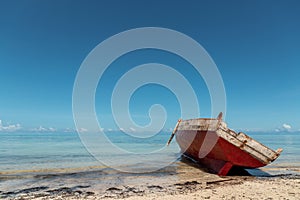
{"left": 282, "top": 123, "right": 292, "bottom": 130}
{"left": 129, "top": 127, "right": 136, "bottom": 132}
{"left": 119, "top": 128, "right": 125, "bottom": 132}
{"left": 31, "top": 126, "right": 47, "bottom": 132}
{"left": 31, "top": 126, "right": 57, "bottom": 132}
{"left": 63, "top": 128, "right": 74, "bottom": 133}
{"left": 0, "top": 119, "right": 22, "bottom": 132}
{"left": 3, "top": 124, "right": 21, "bottom": 131}
{"left": 78, "top": 128, "right": 88, "bottom": 133}
{"left": 48, "top": 127, "right": 56, "bottom": 132}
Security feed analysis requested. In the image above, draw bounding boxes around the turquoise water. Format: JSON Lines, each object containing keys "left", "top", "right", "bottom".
{"left": 0, "top": 131, "right": 180, "bottom": 173}
{"left": 0, "top": 131, "right": 299, "bottom": 173}
{"left": 0, "top": 132, "right": 95, "bottom": 172}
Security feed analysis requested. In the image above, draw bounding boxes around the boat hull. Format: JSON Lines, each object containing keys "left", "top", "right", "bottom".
{"left": 174, "top": 115, "right": 282, "bottom": 176}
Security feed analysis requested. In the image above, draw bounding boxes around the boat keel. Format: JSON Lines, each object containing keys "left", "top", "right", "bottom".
{"left": 218, "top": 162, "right": 233, "bottom": 176}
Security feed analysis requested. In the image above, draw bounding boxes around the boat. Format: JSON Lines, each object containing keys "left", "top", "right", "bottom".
{"left": 167, "top": 113, "right": 282, "bottom": 176}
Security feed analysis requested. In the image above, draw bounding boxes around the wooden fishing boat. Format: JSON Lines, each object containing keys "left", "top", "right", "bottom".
{"left": 167, "top": 113, "right": 282, "bottom": 176}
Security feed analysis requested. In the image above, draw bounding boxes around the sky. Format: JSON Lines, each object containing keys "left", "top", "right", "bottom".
{"left": 0, "top": 0, "right": 299, "bottom": 133}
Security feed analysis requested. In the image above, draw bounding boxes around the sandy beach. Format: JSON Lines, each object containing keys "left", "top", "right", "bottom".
{"left": 1, "top": 160, "right": 299, "bottom": 200}
{"left": 2, "top": 177, "right": 299, "bottom": 200}
{"left": 115, "top": 177, "right": 300, "bottom": 200}
{"left": 1, "top": 174, "right": 299, "bottom": 200}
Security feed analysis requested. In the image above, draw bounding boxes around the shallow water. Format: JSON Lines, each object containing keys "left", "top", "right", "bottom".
{"left": 0, "top": 131, "right": 180, "bottom": 173}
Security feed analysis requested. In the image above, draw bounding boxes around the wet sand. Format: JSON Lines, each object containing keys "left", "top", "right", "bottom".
{"left": 1, "top": 160, "right": 299, "bottom": 200}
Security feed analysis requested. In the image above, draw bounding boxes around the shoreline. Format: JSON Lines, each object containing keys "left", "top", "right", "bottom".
{"left": 1, "top": 163, "right": 299, "bottom": 200}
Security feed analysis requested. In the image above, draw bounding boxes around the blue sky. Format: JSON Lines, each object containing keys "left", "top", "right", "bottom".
{"left": 0, "top": 0, "right": 299, "bottom": 132}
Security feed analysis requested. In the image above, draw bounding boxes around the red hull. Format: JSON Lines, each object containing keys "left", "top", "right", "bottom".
{"left": 176, "top": 130, "right": 266, "bottom": 176}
